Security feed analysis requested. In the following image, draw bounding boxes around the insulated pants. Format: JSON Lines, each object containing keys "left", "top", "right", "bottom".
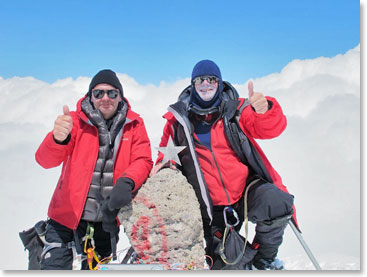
{"left": 40, "top": 219, "right": 118, "bottom": 270}
{"left": 204, "top": 180, "right": 294, "bottom": 267}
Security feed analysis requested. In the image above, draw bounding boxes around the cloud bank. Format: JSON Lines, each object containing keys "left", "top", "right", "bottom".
{"left": 0, "top": 44, "right": 360, "bottom": 269}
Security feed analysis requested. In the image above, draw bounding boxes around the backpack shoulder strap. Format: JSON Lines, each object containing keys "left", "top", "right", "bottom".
{"left": 234, "top": 98, "right": 250, "bottom": 123}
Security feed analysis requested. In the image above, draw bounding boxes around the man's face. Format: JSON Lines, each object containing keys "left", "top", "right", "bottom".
{"left": 91, "top": 83, "right": 122, "bottom": 119}
{"left": 193, "top": 76, "right": 219, "bottom": 101}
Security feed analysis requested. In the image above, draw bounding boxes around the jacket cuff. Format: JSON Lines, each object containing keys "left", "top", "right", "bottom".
{"left": 53, "top": 134, "right": 71, "bottom": 145}
{"left": 116, "top": 177, "right": 135, "bottom": 190}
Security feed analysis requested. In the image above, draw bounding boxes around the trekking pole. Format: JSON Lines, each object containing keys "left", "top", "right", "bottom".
{"left": 110, "top": 235, "right": 117, "bottom": 261}
{"left": 288, "top": 221, "right": 321, "bottom": 270}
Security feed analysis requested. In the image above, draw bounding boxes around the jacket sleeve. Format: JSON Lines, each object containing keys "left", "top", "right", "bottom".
{"left": 239, "top": 96, "right": 287, "bottom": 139}
{"left": 120, "top": 118, "right": 153, "bottom": 192}
{"left": 35, "top": 113, "right": 77, "bottom": 169}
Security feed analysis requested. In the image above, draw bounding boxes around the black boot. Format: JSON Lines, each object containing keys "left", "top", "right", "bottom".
{"left": 251, "top": 214, "right": 292, "bottom": 270}
{"left": 252, "top": 258, "right": 284, "bottom": 270}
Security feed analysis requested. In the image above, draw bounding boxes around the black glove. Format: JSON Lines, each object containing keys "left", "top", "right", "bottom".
{"left": 108, "top": 177, "right": 135, "bottom": 210}
{"left": 101, "top": 177, "right": 134, "bottom": 234}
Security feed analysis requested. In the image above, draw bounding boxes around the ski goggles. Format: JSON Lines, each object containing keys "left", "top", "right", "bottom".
{"left": 92, "top": 89, "right": 119, "bottom": 99}
{"left": 193, "top": 75, "right": 219, "bottom": 86}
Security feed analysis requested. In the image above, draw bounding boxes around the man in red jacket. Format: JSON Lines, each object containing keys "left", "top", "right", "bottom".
{"left": 150, "top": 60, "right": 295, "bottom": 270}
{"left": 36, "top": 69, "right": 153, "bottom": 269}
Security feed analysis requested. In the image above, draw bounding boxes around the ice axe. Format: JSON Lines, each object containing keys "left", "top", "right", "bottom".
{"left": 288, "top": 220, "right": 322, "bottom": 270}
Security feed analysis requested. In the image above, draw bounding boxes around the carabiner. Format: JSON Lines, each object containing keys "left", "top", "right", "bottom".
{"left": 86, "top": 223, "right": 95, "bottom": 239}
{"left": 223, "top": 206, "right": 240, "bottom": 227}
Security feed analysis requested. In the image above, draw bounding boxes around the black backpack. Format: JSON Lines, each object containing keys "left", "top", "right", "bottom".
{"left": 19, "top": 220, "right": 47, "bottom": 270}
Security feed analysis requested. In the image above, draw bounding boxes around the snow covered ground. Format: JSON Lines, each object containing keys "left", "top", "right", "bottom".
{"left": 282, "top": 254, "right": 360, "bottom": 270}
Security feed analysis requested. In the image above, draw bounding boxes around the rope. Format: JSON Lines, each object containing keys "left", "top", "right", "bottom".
{"left": 82, "top": 223, "right": 112, "bottom": 270}
{"left": 242, "top": 178, "right": 258, "bottom": 254}
{"left": 219, "top": 178, "right": 259, "bottom": 265}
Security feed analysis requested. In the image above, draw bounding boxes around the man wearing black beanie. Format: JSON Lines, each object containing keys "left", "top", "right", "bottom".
{"left": 35, "top": 69, "right": 153, "bottom": 270}
{"left": 151, "top": 60, "right": 296, "bottom": 270}
{"left": 88, "top": 69, "right": 124, "bottom": 98}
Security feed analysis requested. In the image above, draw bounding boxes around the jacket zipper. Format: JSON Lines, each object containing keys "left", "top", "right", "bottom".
{"left": 195, "top": 137, "right": 232, "bottom": 206}
{"left": 195, "top": 116, "right": 232, "bottom": 206}
{"left": 210, "top": 149, "right": 232, "bottom": 206}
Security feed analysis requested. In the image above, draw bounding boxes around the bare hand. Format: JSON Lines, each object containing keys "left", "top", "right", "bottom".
{"left": 149, "top": 161, "right": 177, "bottom": 177}
{"left": 248, "top": 81, "right": 268, "bottom": 114}
{"left": 53, "top": 105, "right": 73, "bottom": 143}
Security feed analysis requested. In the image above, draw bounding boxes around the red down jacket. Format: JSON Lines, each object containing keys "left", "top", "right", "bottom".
{"left": 36, "top": 96, "right": 153, "bottom": 230}
{"left": 156, "top": 96, "right": 297, "bottom": 225}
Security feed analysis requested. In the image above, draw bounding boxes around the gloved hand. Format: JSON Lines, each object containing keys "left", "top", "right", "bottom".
{"left": 101, "top": 177, "right": 135, "bottom": 234}
{"left": 108, "top": 177, "right": 134, "bottom": 210}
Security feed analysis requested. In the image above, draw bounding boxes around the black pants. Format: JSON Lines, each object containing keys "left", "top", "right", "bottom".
{"left": 40, "top": 220, "right": 119, "bottom": 270}
{"left": 205, "top": 181, "right": 294, "bottom": 266}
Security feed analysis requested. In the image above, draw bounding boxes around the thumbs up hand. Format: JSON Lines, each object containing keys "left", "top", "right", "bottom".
{"left": 53, "top": 105, "right": 73, "bottom": 143}
{"left": 63, "top": 105, "right": 70, "bottom": 116}
{"left": 248, "top": 81, "right": 268, "bottom": 114}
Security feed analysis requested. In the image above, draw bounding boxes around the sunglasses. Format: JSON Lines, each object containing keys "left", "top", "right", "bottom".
{"left": 193, "top": 76, "right": 219, "bottom": 86}
{"left": 92, "top": 89, "right": 119, "bottom": 99}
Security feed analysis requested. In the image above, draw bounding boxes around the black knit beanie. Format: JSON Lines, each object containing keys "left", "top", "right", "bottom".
{"left": 88, "top": 69, "right": 123, "bottom": 97}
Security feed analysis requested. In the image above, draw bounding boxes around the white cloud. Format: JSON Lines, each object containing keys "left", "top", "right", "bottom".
{"left": 0, "top": 44, "right": 360, "bottom": 269}
{"left": 234, "top": 45, "right": 360, "bottom": 117}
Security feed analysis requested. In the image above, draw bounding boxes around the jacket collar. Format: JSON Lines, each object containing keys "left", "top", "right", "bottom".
{"left": 168, "top": 81, "right": 241, "bottom": 122}
{"left": 76, "top": 95, "right": 140, "bottom": 124}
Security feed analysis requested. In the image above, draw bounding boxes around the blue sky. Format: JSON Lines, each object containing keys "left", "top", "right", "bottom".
{"left": 0, "top": 0, "right": 360, "bottom": 85}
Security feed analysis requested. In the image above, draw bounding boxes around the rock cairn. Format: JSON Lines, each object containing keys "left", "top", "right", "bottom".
{"left": 118, "top": 168, "right": 205, "bottom": 267}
